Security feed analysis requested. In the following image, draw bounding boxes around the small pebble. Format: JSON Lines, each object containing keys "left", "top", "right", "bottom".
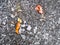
{"left": 6, "top": 44, "right": 10, "bottom": 45}
{"left": 35, "top": 35, "right": 39, "bottom": 39}
{"left": 11, "top": 7, "right": 15, "bottom": 11}
{"left": 58, "top": 38, "right": 60, "bottom": 39}
{"left": 21, "top": 24, "right": 26, "bottom": 27}
{"left": 19, "top": 28, "right": 25, "bottom": 34}
{"left": 19, "top": 28, "right": 21, "bottom": 34}
{"left": 21, "top": 29, "right": 25, "bottom": 32}
{"left": 8, "top": 0, "right": 10, "bottom": 3}
{"left": 27, "top": 25, "right": 32, "bottom": 31}
{"left": 34, "top": 26, "right": 37, "bottom": 33}
{"left": 24, "top": 21, "right": 26, "bottom": 24}
{"left": 11, "top": 24, "right": 14, "bottom": 27}
{"left": 2, "top": 21, "right": 6, "bottom": 25}
{"left": 45, "top": 41, "right": 48, "bottom": 44}
{"left": 35, "top": 26, "right": 37, "bottom": 29}
{"left": 1, "top": 34, "right": 6, "bottom": 37}
{"left": 58, "top": 18, "right": 60, "bottom": 24}
{"left": 43, "top": 33, "right": 49, "bottom": 39}
{"left": 34, "top": 42, "right": 40, "bottom": 44}
{"left": 21, "top": 35, "right": 26, "bottom": 40}
{"left": 0, "top": 6, "right": 2, "bottom": 8}
{"left": 28, "top": 32, "right": 33, "bottom": 35}
{"left": 11, "top": 14, "right": 15, "bottom": 18}
{"left": 17, "top": 9, "right": 22, "bottom": 12}
{"left": 40, "top": 19, "right": 44, "bottom": 21}
{"left": 37, "top": 32, "right": 41, "bottom": 35}
{"left": 5, "top": 16, "right": 7, "bottom": 19}
{"left": 0, "top": 18, "right": 2, "bottom": 24}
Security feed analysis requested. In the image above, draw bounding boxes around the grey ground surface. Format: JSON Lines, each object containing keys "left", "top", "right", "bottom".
{"left": 0, "top": 0, "right": 60, "bottom": 45}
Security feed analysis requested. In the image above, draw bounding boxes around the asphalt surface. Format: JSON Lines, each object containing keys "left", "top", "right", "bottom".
{"left": 0, "top": 0, "right": 60, "bottom": 45}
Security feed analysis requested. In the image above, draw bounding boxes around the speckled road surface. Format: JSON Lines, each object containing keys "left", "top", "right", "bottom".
{"left": 0, "top": 0, "right": 60, "bottom": 45}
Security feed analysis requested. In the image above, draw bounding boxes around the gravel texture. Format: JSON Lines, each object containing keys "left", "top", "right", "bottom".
{"left": 0, "top": 0, "right": 60, "bottom": 45}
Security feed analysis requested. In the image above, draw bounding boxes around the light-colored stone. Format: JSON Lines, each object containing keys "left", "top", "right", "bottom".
{"left": 34, "top": 42, "right": 40, "bottom": 44}
{"left": 0, "top": 18, "right": 2, "bottom": 24}
{"left": 21, "top": 24, "right": 26, "bottom": 27}
{"left": 11, "top": 7, "right": 15, "bottom": 11}
{"left": 21, "top": 29, "right": 25, "bottom": 32}
{"left": 21, "top": 35, "right": 26, "bottom": 40}
{"left": 37, "top": 32, "right": 41, "bottom": 35}
{"left": 11, "top": 14, "right": 15, "bottom": 18}
{"left": 35, "top": 35, "right": 39, "bottom": 39}
{"left": 34, "top": 26, "right": 37, "bottom": 33}
{"left": 2, "top": 21, "right": 6, "bottom": 25}
{"left": 1, "top": 34, "right": 6, "bottom": 37}
{"left": 27, "top": 25, "right": 32, "bottom": 31}
{"left": 19, "top": 28, "right": 25, "bottom": 34}
{"left": 43, "top": 33, "right": 49, "bottom": 39}
{"left": 19, "top": 28, "right": 21, "bottom": 34}
{"left": 24, "top": 21, "right": 26, "bottom": 24}
{"left": 28, "top": 32, "right": 33, "bottom": 35}
{"left": 58, "top": 18, "right": 60, "bottom": 24}
{"left": 11, "top": 24, "right": 14, "bottom": 26}
{"left": 58, "top": 38, "right": 60, "bottom": 39}
{"left": 5, "top": 16, "right": 8, "bottom": 19}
